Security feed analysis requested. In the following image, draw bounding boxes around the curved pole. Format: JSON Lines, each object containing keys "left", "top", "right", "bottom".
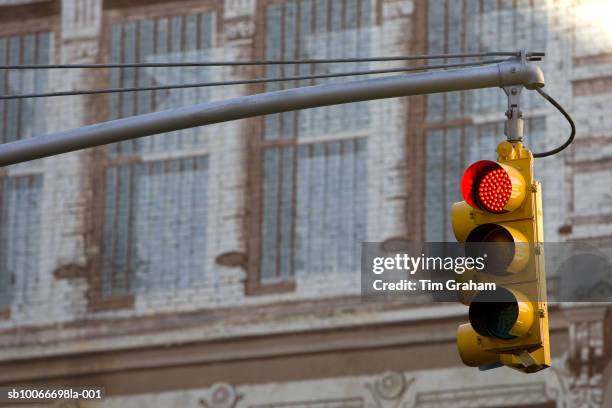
{"left": 0, "top": 57, "right": 544, "bottom": 166}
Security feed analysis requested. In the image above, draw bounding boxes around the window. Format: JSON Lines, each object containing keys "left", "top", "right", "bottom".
{"left": 0, "top": 176, "right": 43, "bottom": 306}
{"left": 424, "top": 0, "right": 548, "bottom": 242}
{"left": 261, "top": 139, "right": 368, "bottom": 282}
{"left": 103, "top": 157, "right": 209, "bottom": 295}
{"left": 100, "top": 11, "right": 216, "bottom": 298}
{"left": 252, "top": 0, "right": 374, "bottom": 288}
{"left": 0, "top": 32, "right": 50, "bottom": 307}
{"left": 426, "top": 0, "right": 547, "bottom": 123}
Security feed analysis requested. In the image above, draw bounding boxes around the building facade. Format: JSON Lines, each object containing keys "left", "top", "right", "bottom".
{"left": 0, "top": 0, "right": 611, "bottom": 407}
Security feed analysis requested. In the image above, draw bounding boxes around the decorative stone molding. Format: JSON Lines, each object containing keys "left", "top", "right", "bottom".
{"left": 224, "top": 0, "right": 255, "bottom": 19}
{"left": 199, "top": 383, "right": 240, "bottom": 408}
{"left": 224, "top": 17, "right": 255, "bottom": 42}
{"left": 61, "top": 0, "right": 102, "bottom": 40}
{"left": 412, "top": 383, "right": 551, "bottom": 408}
{"left": 61, "top": 39, "right": 99, "bottom": 64}
{"left": 366, "top": 371, "right": 414, "bottom": 407}
{"left": 382, "top": 0, "right": 414, "bottom": 20}
{"left": 564, "top": 306, "right": 612, "bottom": 408}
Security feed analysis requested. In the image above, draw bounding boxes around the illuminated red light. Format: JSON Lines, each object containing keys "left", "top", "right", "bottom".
{"left": 476, "top": 168, "right": 512, "bottom": 213}
{"left": 461, "top": 160, "right": 525, "bottom": 213}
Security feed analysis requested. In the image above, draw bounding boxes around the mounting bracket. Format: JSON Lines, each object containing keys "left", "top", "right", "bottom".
{"left": 502, "top": 50, "right": 530, "bottom": 143}
{"left": 503, "top": 84, "right": 524, "bottom": 143}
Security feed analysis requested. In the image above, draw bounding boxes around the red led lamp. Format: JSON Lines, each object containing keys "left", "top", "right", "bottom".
{"left": 461, "top": 160, "right": 526, "bottom": 214}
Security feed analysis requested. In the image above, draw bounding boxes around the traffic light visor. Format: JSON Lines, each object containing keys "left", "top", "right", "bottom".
{"left": 461, "top": 160, "right": 526, "bottom": 213}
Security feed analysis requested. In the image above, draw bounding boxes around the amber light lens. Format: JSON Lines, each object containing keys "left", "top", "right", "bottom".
{"left": 476, "top": 168, "right": 513, "bottom": 213}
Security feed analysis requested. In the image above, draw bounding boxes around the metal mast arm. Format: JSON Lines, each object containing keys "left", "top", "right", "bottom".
{"left": 0, "top": 56, "right": 544, "bottom": 166}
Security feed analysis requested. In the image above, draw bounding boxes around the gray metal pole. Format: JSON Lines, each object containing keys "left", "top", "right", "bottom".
{"left": 0, "top": 57, "right": 544, "bottom": 166}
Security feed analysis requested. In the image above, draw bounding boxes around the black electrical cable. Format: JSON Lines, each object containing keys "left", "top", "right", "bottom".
{"left": 532, "top": 87, "right": 575, "bottom": 158}
{"left": 0, "top": 51, "right": 525, "bottom": 70}
{"left": 0, "top": 58, "right": 507, "bottom": 100}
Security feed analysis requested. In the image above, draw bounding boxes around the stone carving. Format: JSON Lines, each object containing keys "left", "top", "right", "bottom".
{"left": 543, "top": 365, "right": 572, "bottom": 407}
{"left": 367, "top": 371, "right": 414, "bottom": 407}
{"left": 564, "top": 307, "right": 611, "bottom": 408}
{"left": 375, "top": 371, "right": 407, "bottom": 400}
{"left": 382, "top": 0, "right": 414, "bottom": 20}
{"left": 63, "top": 40, "right": 99, "bottom": 63}
{"left": 224, "top": 0, "right": 256, "bottom": 19}
{"left": 224, "top": 18, "right": 255, "bottom": 42}
{"left": 200, "top": 383, "right": 240, "bottom": 408}
{"left": 61, "top": 0, "right": 102, "bottom": 39}
{"left": 412, "top": 383, "right": 551, "bottom": 408}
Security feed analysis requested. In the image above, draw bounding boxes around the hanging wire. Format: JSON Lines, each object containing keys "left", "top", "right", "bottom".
{"left": 0, "top": 51, "right": 533, "bottom": 70}
{"left": 532, "top": 88, "right": 575, "bottom": 158}
{"left": 0, "top": 58, "right": 508, "bottom": 100}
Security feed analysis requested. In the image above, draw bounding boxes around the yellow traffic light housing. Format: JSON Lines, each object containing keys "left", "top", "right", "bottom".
{"left": 457, "top": 323, "right": 501, "bottom": 368}
{"left": 452, "top": 141, "right": 550, "bottom": 374}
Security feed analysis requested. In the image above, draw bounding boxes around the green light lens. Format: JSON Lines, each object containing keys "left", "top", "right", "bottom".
{"left": 469, "top": 288, "right": 518, "bottom": 340}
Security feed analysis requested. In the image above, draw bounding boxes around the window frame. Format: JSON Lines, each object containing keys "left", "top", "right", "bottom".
{"left": 86, "top": 0, "right": 223, "bottom": 311}
{"left": 246, "top": 0, "right": 382, "bottom": 295}
{"left": 0, "top": 10, "right": 59, "bottom": 318}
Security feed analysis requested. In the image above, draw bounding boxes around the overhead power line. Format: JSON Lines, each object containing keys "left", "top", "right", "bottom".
{"left": 0, "top": 58, "right": 508, "bottom": 100}
{"left": 0, "top": 51, "right": 544, "bottom": 70}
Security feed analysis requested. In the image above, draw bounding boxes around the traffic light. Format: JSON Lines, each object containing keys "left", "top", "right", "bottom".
{"left": 451, "top": 141, "right": 550, "bottom": 373}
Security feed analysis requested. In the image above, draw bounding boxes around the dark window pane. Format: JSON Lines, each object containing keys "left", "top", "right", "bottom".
{"left": 426, "top": 1, "right": 548, "bottom": 123}
{"left": 0, "top": 32, "right": 50, "bottom": 306}
{"left": 261, "top": 139, "right": 367, "bottom": 281}
{"left": 104, "top": 14, "right": 215, "bottom": 295}
{"left": 263, "top": 0, "right": 374, "bottom": 140}
{"left": 108, "top": 12, "right": 216, "bottom": 156}
{"left": 259, "top": 1, "right": 373, "bottom": 282}
{"left": 0, "top": 175, "right": 43, "bottom": 306}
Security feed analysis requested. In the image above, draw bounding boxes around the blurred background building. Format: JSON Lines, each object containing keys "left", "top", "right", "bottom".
{"left": 0, "top": 0, "right": 610, "bottom": 407}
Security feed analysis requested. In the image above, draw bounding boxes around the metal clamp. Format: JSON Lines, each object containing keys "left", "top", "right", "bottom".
{"left": 502, "top": 84, "right": 524, "bottom": 142}
{"left": 501, "top": 50, "right": 530, "bottom": 143}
